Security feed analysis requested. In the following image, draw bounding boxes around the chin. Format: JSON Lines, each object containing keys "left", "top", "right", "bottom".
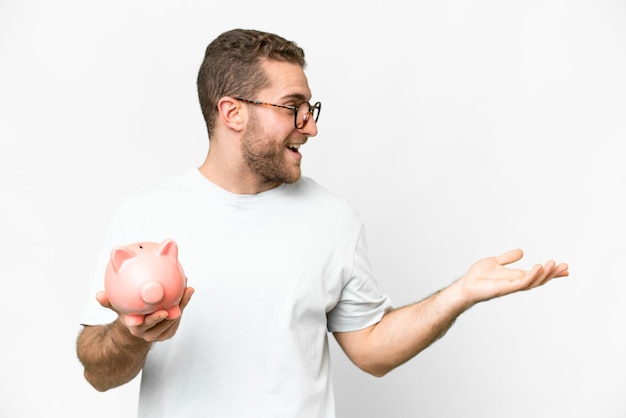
{"left": 284, "top": 176, "right": 301, "bottom": 184}
{"left": 262, "top": 162, "right": 301, "bottom": 184}
{"left": 280, "top": 171, "right": 301, "bottom": 184}
{"left": 279, "top": 164, "right": 302, "bottom": 184}
{"left": 291, "top": 168, "right": 303, "bottom": 182}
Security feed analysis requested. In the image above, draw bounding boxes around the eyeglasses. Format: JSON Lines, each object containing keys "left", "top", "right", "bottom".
{"left": 235, "top": 98, "right": 321, "bottom": 129}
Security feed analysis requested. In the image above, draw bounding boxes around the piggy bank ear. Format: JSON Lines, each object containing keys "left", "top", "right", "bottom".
{"left": 111, "top": 246, "right": 136, "bottom": 272}
{"left": 158, "top": 239, "right": 179, "bottom": 261}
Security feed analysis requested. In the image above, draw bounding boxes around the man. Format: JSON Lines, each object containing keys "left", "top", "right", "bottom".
{"left": 77, "top": 28, "right": 569, "bottom": 417}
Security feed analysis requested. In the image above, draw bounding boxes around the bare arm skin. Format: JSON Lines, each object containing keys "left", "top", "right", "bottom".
{"left": 334, "top": 249, "right": 569, "bottom": 377}
{"left": 76, "top": 287, "right": 194, "bottom": 391}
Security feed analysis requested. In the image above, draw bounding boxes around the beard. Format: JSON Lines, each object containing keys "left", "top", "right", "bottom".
{"left": 240, "top": 114, "right": 302, "bottom": 185}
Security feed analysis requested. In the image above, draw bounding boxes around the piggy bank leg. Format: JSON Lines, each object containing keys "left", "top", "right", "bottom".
{"left": 123, "top": 314, "right": 145, "bottom": 326}
{"left": 167, "top": 305, "right": 182, "bottom": 320}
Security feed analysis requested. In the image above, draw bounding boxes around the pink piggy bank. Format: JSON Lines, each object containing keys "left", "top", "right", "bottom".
{"left": 104, "top": 239, "right": 187, "bottom": 326}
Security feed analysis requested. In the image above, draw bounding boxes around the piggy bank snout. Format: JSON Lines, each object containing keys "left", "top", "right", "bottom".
{"left": 140, "top": 281, "right": 165, "bottom": 305}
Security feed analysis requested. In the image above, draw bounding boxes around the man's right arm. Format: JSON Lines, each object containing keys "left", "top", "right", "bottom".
{"left": 77, "top": 319, "right": 152, "bottom": 392}
{"left": 76, "top": 287, "right": 194, "bottom": 391}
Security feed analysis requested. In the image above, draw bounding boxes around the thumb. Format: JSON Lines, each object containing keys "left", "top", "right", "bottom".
{"left": 494, "top": 249, "right": 524, "bottom": 266}
{"left": 95, "top": 290, "right": 112, "bottom": 309}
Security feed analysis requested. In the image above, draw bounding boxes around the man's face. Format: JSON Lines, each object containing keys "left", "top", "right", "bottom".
{"left": 240, "top": 60, "right": 318, "bottom": 185}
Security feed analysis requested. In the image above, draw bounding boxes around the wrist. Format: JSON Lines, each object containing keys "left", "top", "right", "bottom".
{"left": 446, "top": 277, "right": 477, "bottom": 312}
{"left": 110, "top": 318, "right": 152, "bottom": 349}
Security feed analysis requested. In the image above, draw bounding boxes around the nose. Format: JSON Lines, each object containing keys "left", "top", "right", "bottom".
{"left": 297, "top": 117, "right": 318, "bottom": 137}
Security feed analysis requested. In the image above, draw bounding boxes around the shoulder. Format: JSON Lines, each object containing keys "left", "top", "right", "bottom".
{"left": 287, "top": 177, "right": 345, "bottom": 205}
{"left": 112, "top": 168, "right": 198, "bottom": 215}
{"left": 123, "top": 168, "right": 198, "bottom": 200}
{"left": 291, "top": 176, "right": 344, "bottom": 200}
{"left": 288, "top": 176, "right": 363, "bottom": 223}
{"left": 140, "top": 167, "right": 200, "bottom": 194}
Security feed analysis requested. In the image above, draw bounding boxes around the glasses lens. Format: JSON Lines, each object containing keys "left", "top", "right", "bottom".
{"left": 295, "top": 103, "right": 319, "bottom": 129}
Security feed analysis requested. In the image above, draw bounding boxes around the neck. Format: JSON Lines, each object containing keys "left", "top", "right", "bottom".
{"left": 198, "top": 149, "right": 281, "bottom": 195}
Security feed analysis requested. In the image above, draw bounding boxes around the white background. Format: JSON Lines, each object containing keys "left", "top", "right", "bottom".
{"left": 1, "top": 1, "right": 625, "bottom": 417}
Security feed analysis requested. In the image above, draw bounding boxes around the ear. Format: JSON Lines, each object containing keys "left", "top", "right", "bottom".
{"left": 217, "top": 97, "right": 245, "bottom": 131}
{"left": 158, "top": 239, "right": 179, "bottom": 261}
{"left": 111, "top": 246, "right": 136, "bottom": 272}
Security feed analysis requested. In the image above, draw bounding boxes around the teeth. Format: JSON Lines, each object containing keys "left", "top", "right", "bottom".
{"left": 289, "top": 144, "right": 301, "bottom": 150}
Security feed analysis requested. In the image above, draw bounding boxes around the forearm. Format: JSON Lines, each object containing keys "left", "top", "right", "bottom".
{"left": 341, "top": 280, "right": 473, "bottom": 377}
{"left": 76, "top": 319, "right": 152, "bottom": 391}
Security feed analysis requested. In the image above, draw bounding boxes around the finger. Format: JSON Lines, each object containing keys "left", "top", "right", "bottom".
{"left": 494, "top": 249, "right": 524, "bottom": 266}
{"left": 552, "top": 263, "right": 570, "bottom": 278}
{"left": 128, "top": 288, "right": 194, "bottom": 340}
{"left": 528, "top": 263, "right": 552, "bottom": 288}
{"left": 534, "top": 260, "right": 568, "bottom": 284}
{"left": 179, "top": 287, "right": 195, "bottom": 310}
{"left": 95, "top": 291, "right": 113, "bottom": 309}
{"left": 125, "top": 310, "right": 167, "bottom": 338}
{"left": 516, "top": 263, "right": 544, "bottom": 289}
{"left": 142, "top": 310, "right": 169, "bottom": 328}
{"left": 525, "top": 260, "right": 564, "bottom": 288}
{"left": 143, "top": 312, "right": 182, "bottom": 342}
{"left": 540, "top": 260, "right": 556, "bottom": 278}
{"left": 503, "top": 268, "right": 528, "bottom": 281}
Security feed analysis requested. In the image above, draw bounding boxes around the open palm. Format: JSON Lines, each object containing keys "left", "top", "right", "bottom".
{"left": 461, "top": 249, "right": 569, "bottom": 304}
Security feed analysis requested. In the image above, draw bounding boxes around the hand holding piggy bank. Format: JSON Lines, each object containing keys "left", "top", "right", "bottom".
{"left": 103, "top": 239, "right": 187, "bottom": 326}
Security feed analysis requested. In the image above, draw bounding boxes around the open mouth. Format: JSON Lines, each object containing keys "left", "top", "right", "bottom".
{"left": 287, "top": 144, "right": 301, "bottom": 153}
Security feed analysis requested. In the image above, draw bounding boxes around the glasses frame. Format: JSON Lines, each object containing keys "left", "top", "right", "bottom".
{"left": 235, "top": 98, "right": 321, "bottom": 129}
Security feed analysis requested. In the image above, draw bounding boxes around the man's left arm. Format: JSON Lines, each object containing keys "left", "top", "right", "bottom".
{"left": 333, "top": 249, "right": 569, "bottom": 377}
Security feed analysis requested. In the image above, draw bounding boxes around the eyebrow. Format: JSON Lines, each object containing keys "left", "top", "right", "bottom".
{"left": 280, "top": 93, "right": 310, "bottom": 103}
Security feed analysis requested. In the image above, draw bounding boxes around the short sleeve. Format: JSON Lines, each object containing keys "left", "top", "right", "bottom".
{"left": 78, "top": 210, "right": 125, "bottom": 326}
{"left": 326, "top": 226, "right": 393, "bottom": 332}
